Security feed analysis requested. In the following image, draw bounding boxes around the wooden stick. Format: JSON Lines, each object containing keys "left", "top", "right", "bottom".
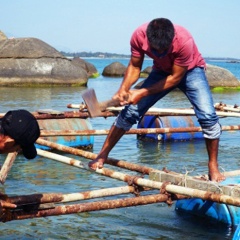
{"left": 215, "top": 103, "right": 240, "bottom": 112}
{"left": 2, "top": 194, "right": 169, "bottom": 222}
{"left": 66, "top": 104, "right": 240, "bottom": 117}
{"left": 36, "top": 139, "right": 240, "bottom": 180}
{"left": 6, "top": 186, "right": 140, "bottom": 205}
{"left": 36, "top": 149, "right": 240, "bottom": 207}
{"left": 37, "top": 149, "right": 88, "bottom": 169}
{"left": 107, "top": 107, "right": 240, "bottom": 117}
{"left": 40, "top": 124, "right": 240, "bottom": 137}
{"left": 0, "top": 152, "right": 18, "bottom": 185}
{"left": 36, "top": 139, "right": 154, "bottom": 174}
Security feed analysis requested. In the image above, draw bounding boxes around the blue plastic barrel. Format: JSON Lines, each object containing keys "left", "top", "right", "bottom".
{"left": 233, "top": 223, "right": 240, "bottom": 239}
{"left": 175, "top": 177, "right": 240, "bottom": 227}
{"left": 36, "top": 118, "right": 94, "bottom": 149}
{"left": 137, "top": 116, "right": 203, "bottom": 141}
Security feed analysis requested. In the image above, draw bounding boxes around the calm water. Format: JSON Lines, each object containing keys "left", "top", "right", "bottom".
{"left": 0, "top": 59, "right": 239, "bottom": 239}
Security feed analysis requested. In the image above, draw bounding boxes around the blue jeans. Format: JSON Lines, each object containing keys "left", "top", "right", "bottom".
{"left": 115, "top": 67, "right": 221, "bottom": 139}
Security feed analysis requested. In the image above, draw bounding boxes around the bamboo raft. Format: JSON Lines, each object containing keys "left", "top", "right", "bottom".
{"left": 0, "top": 102, "right": 239, "bottom": 224}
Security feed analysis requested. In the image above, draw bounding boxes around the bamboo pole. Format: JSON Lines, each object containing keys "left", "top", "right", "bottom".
{"left": 36, "top": 149, "right": 240, "bottom": 207}
{"left": 0, "top": 111, "right": 91, "bottom": 119}
{"left": 0, "top": 199, "right": 16, "bottom": 209}
{"left": 36, "top": 139, "right": 154, "bottom": 174}
{"left": 107, "top": 107, "right": 240, "bottom": 117}
{"left": 215, "top": 103, "right": 240, "bottom": 113}
{"left": 0, "top": 152, "right": 18, "bottom": 184}
{"left": 6, "top": 186, "right": 139, "bottom": 205}
{"left": 40, "top": 124, "right": 240, "bottom": 137}
{"left": 66, "top": 105, "right": 240, "bottom": 117}
{"left": 2, "top": 194, "right": 169, "bottom": 222}
{"left": 36, "top": 139, "right": 240, "bottom": 179}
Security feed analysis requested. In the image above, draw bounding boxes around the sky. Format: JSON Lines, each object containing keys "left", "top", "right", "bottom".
{"left": 1, "top": 0, "right": 240, "bottom": 58}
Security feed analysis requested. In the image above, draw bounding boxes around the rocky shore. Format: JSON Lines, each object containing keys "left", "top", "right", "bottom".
{"left": 0, "top": 30, "right": 239, "bottom": 88}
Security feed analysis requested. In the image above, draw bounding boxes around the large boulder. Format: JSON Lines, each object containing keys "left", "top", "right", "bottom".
{"left": 206, "top": 64, "right": 240, "bottom": 87}
{"left": 0, "top": 37, "right": 88, "bottom": 86}
{"left": 71, "top": 57, "right": 98, "bottom": 78}
{"left": 138, "top": 64, "right": 240, "bottom": 88}
{"left": 0, "top": 31, "right": 7, "bottom": 41}
{"left": 102, "top": 62, "right": 126, "bottom": 77}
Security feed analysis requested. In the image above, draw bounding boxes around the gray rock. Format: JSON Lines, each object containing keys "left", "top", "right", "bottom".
{"left": 102, "top": 62, "right": 126, "bottom": 77}
{"left": 138, "top": 64, "right": 240, "bottom": 88}
{"left": 206, "top": 64, "right": 240, "bottom": 87}
{"left": 141, "top": 66, "right": 152, "bottom": 75}
{"left": 0, "top": 31, "right": 7, "bottom": 41}
{"left": 71, "top": 57, "right": 98, "bottom": 78}
{"left": 0, "top": 37, "right": 88, "bottom": 86}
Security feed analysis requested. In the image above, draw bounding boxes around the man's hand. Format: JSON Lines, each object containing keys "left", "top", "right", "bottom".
{"left": 127, "top": 89, "right": 146, "bottom": 105}
{"left": 112, "top": 89, "right": 129, "bottom": 106}
{"left": 112, "top": 55, "right": 143, "bottom": 106}
{"left": 0, "top": 136, "right": 21, "bottom": 154}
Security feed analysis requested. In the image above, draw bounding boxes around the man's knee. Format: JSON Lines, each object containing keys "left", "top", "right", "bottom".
{"left": 202, "top": 121, "right": 221, "bottom": 139}
{"left": 114, "top": 114, "right": 133, "bottom": 131}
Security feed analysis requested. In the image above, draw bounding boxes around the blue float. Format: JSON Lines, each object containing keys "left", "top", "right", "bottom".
{"left": 233, "top": 223, "right": 240, "bottom": 239}
{"left": 175, "top": 177, "right": 240, "bottom": 228}
{"left": 36, "top": 118, "right": 94, "bottom": 149}
{"left": 137, "top": 115, "right": 203, "bottom": 141}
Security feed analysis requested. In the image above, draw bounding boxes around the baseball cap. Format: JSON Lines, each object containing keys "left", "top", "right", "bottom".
{"left": 1, "top": 109, "right": 40, "bottom": 159}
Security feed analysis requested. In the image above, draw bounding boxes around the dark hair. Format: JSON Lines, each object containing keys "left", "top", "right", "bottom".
{"left": 0, "top": 120, "right": 5, "bottom": 135}
{"left": 146, "top": 18, "right": 175, "bottom": 51}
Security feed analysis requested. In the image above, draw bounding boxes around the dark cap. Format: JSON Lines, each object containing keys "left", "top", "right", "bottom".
{"left": 1, "top": 109, "right": 40, "bottom": 159}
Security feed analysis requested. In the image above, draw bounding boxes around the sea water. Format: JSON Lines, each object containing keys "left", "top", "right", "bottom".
{"left": 0, "top": 58, "right": 239, "bottom": 239}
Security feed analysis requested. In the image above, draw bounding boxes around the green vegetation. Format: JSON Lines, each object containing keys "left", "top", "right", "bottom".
{"left": 212, "top": 86, "right": 240, "bottom": 92}
{"left": 90, "top": 72, "right": 100, "bottom": 78}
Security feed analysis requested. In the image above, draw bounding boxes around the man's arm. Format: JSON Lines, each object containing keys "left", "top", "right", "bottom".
{"left": 128, "top": 64, "right": 188, "bottom": 104}
{"left": 113, "top": 56, "right": 144, "bottom": 105}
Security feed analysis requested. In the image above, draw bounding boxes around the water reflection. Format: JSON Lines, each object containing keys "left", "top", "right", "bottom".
{"left": 0, "top": 86, "right": 87, "bottom": 112}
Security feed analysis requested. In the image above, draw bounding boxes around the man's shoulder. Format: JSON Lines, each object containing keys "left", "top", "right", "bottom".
{"left": 131, "top": 22, "right": 148, "bottom": 45}
{"left": 174, "top": 24, "right": 192, "bottom": 37}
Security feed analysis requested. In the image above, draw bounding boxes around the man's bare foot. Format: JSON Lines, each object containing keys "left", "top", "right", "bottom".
{"left": 88, "top": 157, "right": 105, "bottom": 170}
{"left": 208, "top": 163, "right": 226, "bottom": 182}
{"left": 209, "top": 170, "right": 226, "bottom": 182}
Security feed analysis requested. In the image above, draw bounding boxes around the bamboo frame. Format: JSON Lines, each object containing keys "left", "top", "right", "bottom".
{"left": 36, "top": 149, "right": 240, "bottom": 207}
{"left": 2, "top": 194, "right": 170, "bottom": 222}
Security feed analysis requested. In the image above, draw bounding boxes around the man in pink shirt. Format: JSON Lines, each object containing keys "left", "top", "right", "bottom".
{"left": 89, "top": 18, "right": 224, "bottom": 182}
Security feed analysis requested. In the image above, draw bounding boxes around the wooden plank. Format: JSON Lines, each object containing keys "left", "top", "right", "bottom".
{"left": 149, "top": 170, "right": 240, "bottom": 197}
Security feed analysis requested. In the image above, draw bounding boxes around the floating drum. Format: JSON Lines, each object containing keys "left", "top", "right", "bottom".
{"left": 137, "top": 115, "right": 203, "bottom": 141}
{"left": 175, "top": 177, "right": 240, "bottom": 227}
{"left": 37, "top": 118, "right": 94, "bottom": 150}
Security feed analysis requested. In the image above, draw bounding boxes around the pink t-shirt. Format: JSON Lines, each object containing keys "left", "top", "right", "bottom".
{"left": 130, "top": 22, "right": 206, "bottom": 73}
